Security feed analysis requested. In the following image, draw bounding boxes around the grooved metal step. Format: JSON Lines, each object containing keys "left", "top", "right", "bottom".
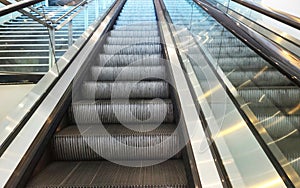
{"left": 227, "top": 70, "right": 293, "bottom": 87}
{"left": 102, "top": 44, "right": 161, "bottom": 54}
{"left": 239, "top": 87, "right": 300, "bottom": 107}
{"left": 52, "top": 125, "right": 180, "bottom": 160}
{"left": 110, "top": 30, "right": 159, "bottom": 37}
{"left": 82, "top": 81, "right": 169, "bottom": 99}
{"left": 255, "top": 114, "right": 300, "bottom": 139}
{"left": 26, "top": 160, "right": 188, "bottom": 187}
{"left": 106, "top": 36, "right": 160, "bottom": 45}
{"left": 113, "top": 24, "right": 158, "bottom": 31}
{"left": 90, "top": 66, "right": 166, "bottom": 81}
{"left": 71, "top": 99, "right": 174, "bottom": 124}
{"left": 97, "top": 54, "right": 162, "bottom": 67}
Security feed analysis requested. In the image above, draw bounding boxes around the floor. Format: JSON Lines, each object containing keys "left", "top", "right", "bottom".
{"left": 0, "top": 84, "right": 35, "bottom": 121}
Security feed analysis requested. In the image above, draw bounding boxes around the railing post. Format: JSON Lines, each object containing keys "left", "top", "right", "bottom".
{"left": 95, "top": 0, "right": 99, "bottom": 19}
{"left": 49, "top": 27, "right": 55, "bottom": 70}
{"left": 84, "top": 4, "right": 88, "bottom": 29}
{"left": 68, "top": 20, "right": 73, "bottom": 47}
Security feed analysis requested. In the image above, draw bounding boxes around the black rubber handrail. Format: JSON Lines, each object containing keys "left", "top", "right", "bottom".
{"left": 193, "top": 0, "right": 300, "bottom": 88}
{"left": 232, "top": 0, "right": 300, "bottom": 30}
{"left": 0, "top": 0, "right": 43, "bottom": 16}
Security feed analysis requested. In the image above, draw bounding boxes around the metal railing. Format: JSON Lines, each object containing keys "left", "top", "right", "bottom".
{"left": 0, "top": 0, "right": 101, "bottom": 79}
{"left": 0, "top": 0, "right": 44, "bottom": 16}
{"left": 46, "top": 0, "right": 89, "bottom": 69}
{"left": 0, "top": 0, "right": 51, "bottom": 26}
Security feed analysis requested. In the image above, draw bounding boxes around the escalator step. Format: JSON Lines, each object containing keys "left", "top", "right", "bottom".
{"left": 97, "top": 54, "right": 162, "bottom": 67}
{"left": 81, "top": 81, "right": 169, "bottom": 99}
{"left": 71, "top": 99, "right": 174, "bottom": 124}
{"left": 115, "top": 21, "right": 157, "bottom": 26}
{"left": 110, "top": 30, "right": 158, "bottom": 37}
{"left": 211, "top": 57, "right": 269, "bottom": 70}
{"left": 52, "top": 124, "right": 180, "bottom": 160}
{"left": 239, "top": 87, "right": 300, "bottom": 107}
{"left": 207, "top": 46, "right": 257, "bottom": 57}
{"left": 117, "top": 17, "right": 156, "bottom": 21}
{"left": 102, "top": 44, "right": 161, "bottom": 54}
{"left": 113, "top": 25, "right": 158, "bottom": 30}
{"left": 205, "top": 37, "right": 243, "bottom": 47}
{"left": 26, "top": 160, "right": 188, "bottom": 188}
{"left": 227, "top": 70, "right": 293, "bottom": 87}
{"left": 287, "top": 153, "right": 300, "bottom": 175}
{"left": 91, "top": 66, "right": 166, "bottom": 81}
{"left": 106, "top": 36, "right": 160, "bottom": 45}
{"left": 256, "top": 115, "right": 300, "bottom": 139}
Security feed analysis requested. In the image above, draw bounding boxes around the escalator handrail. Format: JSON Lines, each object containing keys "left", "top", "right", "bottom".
{"left": 231, "top": 0, "right": 300, "bottom": 30}
{"left": 193, "top": 0, "right": 300, "bottom": 87}
{"left": 0, "top": 0, "right": 43, "bottom": 16}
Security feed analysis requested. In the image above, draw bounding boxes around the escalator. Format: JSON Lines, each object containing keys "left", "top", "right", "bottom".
{"left": 3, "top": 0, "right": 298, "bottom": 186}
{"left": 24, "top": 0, "right": 193, "bottom": 187}
{"left": 164, "top": 0, "right": 300, "bottom": 182}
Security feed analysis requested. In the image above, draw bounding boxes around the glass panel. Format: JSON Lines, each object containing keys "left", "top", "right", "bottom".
{"left": 164, "top": 0, "right": 300, "bottom": 185}
{"left": 207, "top": 0, "right": 300, "bottom": 47}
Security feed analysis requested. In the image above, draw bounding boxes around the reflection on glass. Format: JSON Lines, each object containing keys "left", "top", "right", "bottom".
{"left": 259, "top": 0, "right": 300, "bottom": 18}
